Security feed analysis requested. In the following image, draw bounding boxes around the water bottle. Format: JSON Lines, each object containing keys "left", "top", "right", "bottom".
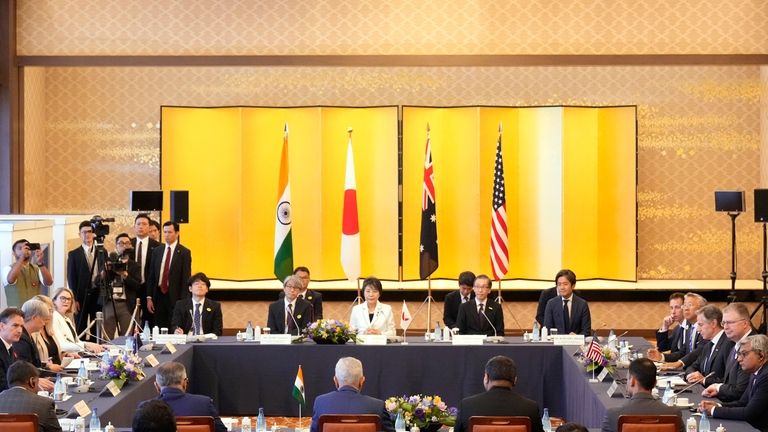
{"left": 699, "top": 412, "right": 710, "bottom": 432}
{"left": 78, "top": 360, "right": 88, "bottom": 383}
{"left": 152, "top": 325, "right": 160, "bottom": 340}
{"left": 124, "top": 335, "right": 134, "bottom": 352}
{"left": 75, "top": 417, "right": 85, "bottom": 432}
{"left": 541, "top": 408, "right": 552, "bottom": 432}
{"left": 256, "top": 407, "right": 266, "bottom": 432}
{"left": 532, "top": 321, "right": 541, "bottom": 341}
{"left": 89, "top": 408, "right": 101, "bottom": 432}
{"left": 101, "top": 350, "right": 110, "bottom": 366}
{"left": 395, "top": 411, "right": 406, "bottom": 432}
{"left": 242, "top": 416, "right": 252, "bottom": 432}
{"left": 541, "top": 326, "right": 549, "bottom": 339}
{"left": 53, "top": 373, "right": 65, "bottom": 401}
{"left": 433, "top": 321, "right": 441, "bottom": 341}
{"left": 143, "top": 321, "right": 151, "bottom": 342}
{"left": 104, "top": 422, "right": 115, "bottom": 432}
{"left": 662, "top": 381, "right": 674, "bottom": 406}
{"left": 246, "top": 321, "right": 255, "bottom": 341}
{"left": 686, "top": 417, "right": 697, "bottom": 432}
{"left": 442, "top": 324, "right": 451, "bottom": 341}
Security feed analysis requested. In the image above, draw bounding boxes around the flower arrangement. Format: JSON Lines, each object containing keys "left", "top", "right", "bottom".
{"left": 385, "top": 394, "right": 457, "bottom": 429}
{"left": 580, "top": 343, "right": 619, "bottom": 374}
{"left": 100, "top": 353, "right": 145, "bottom": 387}
{"left": 304, "top": 319, "right": 357, "bottom": 344}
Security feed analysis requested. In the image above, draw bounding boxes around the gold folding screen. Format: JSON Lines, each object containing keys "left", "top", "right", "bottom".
{"left": 162, "top": 105, "right": 635, "bottom": 282}
{"left": 402, "top": 106, "right": 637, "bottom": 281}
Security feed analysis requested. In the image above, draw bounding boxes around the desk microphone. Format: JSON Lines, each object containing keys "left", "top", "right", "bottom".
{"left": 480, "top": 310, "right": 504, "bottom": 343}
{"left": 287, "top": 307, "right": 302, "bottom": 337}
{"left": 673, "top": 372, "right": 714, "bottom": 396}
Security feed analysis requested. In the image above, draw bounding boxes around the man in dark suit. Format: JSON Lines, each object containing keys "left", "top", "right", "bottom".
{"left": 0, "top": 361, "right": 61, "bottom": 432}
{"left": 146, "top": 221, "right": 192, "bottom": 329}
{"left": 14, "top": 300, "right": 54, "bottom": 392}
{"left": 171, "top": 272, "right": 223, "bottom": 336}
{"left": 666, "top": 305, "right": 734, "bottom": 387}
{"left": 268, "top": 275, "right": 314, "bottom": 334}
{"left": 543, "top": 269, "right": 591, "bottom": 336}
{"left": 310, "top": 357, "right": 394, "bottom": 432}
{"left": 66, "top": 220, "right": 100, "bottom": 334}
{"left": 601, "top": 358, "right": 682, "bottom": 432}
{"left": 455, "top": 355, "right": 543, "bottom": 432}
{"left": 279, "top": 266, "right": 323, "bottom": 319}
{"left": 443, "top": 271, "right": 474, "bottom": 329}
{"left": 103, "top": 233, "right": 142, "bottom": 338}
{"left": 701, "top": 334, "right": 768, "bottom": 431}
{"left": 702, "top": 303, "right": 757, "bottom": 402}
{"left": 654, "top": 292, "right": 685, "bottom": 351}
{"left": 0, "top": 308, "right": 24, "bottom": 392}
{"left": 650, "top": 293, "right": 706, "bottom": 363}
{"left": 455, "top": 275, "right": 504, "bottom": 336}
{"left": 131, "top": 214, "right": 161, "bottom": 327}
{"left": 139, "top": 361, "right": 226, "bottom": 432}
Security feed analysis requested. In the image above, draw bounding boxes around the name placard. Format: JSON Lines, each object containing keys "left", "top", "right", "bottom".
{"left": 73, "top": 400, "right": 91, "bottom": 417}
{"left": 606, "top": 381, "right": 619, "bottom": 397}
{"left": 260, "top": 334, "right": 293, "bottom": 345}
{"left": 357, "top": 335, "right": 387, "bottom": 345}
{"left": 145, "top": 354, "right": 159, "bottom": 367}
{"left": 452, "top": 335, "right": 486, "bottom": 345}
{"left": 105, "top": 380, "right": 121, "bottom": 397}
{"left": 552, "top": 334, "right": 585, "bottom": 346}
{"left": 164, "top": 343, "right": 177, "bottom": 354}
{"left": 154, "top": 334, "right": 187, "bottom": 345}
{"left": 597, "top": 367, "right": 610, "bottom": 383}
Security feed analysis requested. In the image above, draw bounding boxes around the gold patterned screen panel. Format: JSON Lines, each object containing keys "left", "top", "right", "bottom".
{"left": 15, "top": 0, "right": 768, "bottom": 55}
{"left": 23, "top": 65, "right": 761, "bottom": 280}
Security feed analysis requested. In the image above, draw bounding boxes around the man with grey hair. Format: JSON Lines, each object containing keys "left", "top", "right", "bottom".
{"left": 267, "top": 275, "right": 313, "bottom": 334}
{"left": 12, "top": 299, "right": 54, "bottom": 391}
{"left": 310, "top": 357, "right": 393, "bottom": 432}
{"left": 699, "top": 334, "right": 768, "bottom": 431}
{"left": 0, "top": 360, "right": 61, "bottom": 432}
{"left": 648, "top": 292, "right": 706, "bottom": 362}
{"left": 702, "top": 302, "right": 757, "bottom": 402}
{"left": 139, "top": 361, "right": 226, "bottom": 432}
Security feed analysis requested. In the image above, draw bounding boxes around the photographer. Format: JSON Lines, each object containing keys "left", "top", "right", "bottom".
{"left": 103, "top": 233, "right": 141, "bottom": 337}
{"left": 2, "top": 239, "right": 53, "bottom": 307}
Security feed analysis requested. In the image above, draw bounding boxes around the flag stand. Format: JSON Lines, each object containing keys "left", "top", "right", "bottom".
{"left": 298, "top": 404, "right": 302, "bottom": 431}
{"left": 589, "top": 363, "right": 598, "bottom": 383}
{"left": 425, "top": 276, "right": 434, "bottom": 330}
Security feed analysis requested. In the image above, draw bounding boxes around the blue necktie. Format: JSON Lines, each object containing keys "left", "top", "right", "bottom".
{"left": 193, "top": 303, "right": 201, "bottom": 335}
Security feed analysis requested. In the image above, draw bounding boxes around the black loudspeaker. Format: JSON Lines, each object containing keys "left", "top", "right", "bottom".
{"left": 714, "top": 191, "right": 745, "bottom": 213}
{"left": 755, "top": 189, "right": 768, "bottom": 222}
{"left": 170, "top": 190, "right": 189, "bottom": 223}
{"left": 130, "top": 191, "right": 163, "bottom": 211}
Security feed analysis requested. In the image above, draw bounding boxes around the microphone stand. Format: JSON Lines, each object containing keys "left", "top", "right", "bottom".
{"left": 480, "top": 309, "right": 504, "bottom": 343}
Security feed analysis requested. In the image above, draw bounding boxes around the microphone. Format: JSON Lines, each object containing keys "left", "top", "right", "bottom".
{"left": 480, "top": 309, "right": 504, "bottom": 343}
{"left": 287, "top": 306, "right": 302, "bottom": 337}
{"left": 673, "top": 372, "right": 714, "bottom": 396}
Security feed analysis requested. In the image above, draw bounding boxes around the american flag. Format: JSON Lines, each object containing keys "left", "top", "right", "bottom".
{"left": 490, "top": 124, "right": 509, "bottom": 280}
{"left": 420, "top": 124, "right": 439, "bottom": 279}
{"left": 585, "top": 339, "right": 605, "bottom": 364}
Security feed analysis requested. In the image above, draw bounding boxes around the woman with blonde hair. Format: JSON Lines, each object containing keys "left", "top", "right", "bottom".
{"left": 51, "top": 287, "right": 104, "bottom": 353}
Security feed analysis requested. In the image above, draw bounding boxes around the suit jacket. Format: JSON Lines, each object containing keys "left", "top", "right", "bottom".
{"left": 13, "top": 327, "right": 41, "bottom": 368}
{"left": 141, "top": 387, "right": 226, "bottom": 432}
{"left": 455, "top": 300, "right": 505, "bottom": 336}
{"left": 443, "top": 290, "right": 473, "bottom": 329}
{"left": 146, "top": 243, "right": 192, "bottom": 303}
{"left": 171, "top": 298, "right": 223, "bottom": 336}
{"left": 51, "top": 311, "right": 83, "bottom": 353}
{"left": 455, "top": 386, "right": 543, "bottom": 432}
{"left": 280, "top": 289, "right": 323, "bottom": 320}
{"left": 0, "top": 387, "right": 62, "bottom": 432}
{"left": 656, "top": 323, "right": 684, "bottom": 352}
{"left": 543, "top": 295, "right": 592, "bottom": 336}
{"left": 310, "top": 386, "right": 394, "bottom": 432}
{"left": 684, "top": 332, "right": 735, "bottom": 387}
{"left": 600, "top": 392, "right": 682, "bottom": 432}
{"left": 716, "top": 330, "right": 757, "bottom": 402}
{"left": 130, "top": 237, "right": 161, "bottom": 284}
{"left": 535, "top": 287, "right": 557, "bottom": 326}
{"left": 0, "top": 339, "right": 15, "bottom": 391}
{"left": 266, "top": 297, "right": 313, "bottom": 335}
{"left": 663, "top": 322, "right": 703, "bottom": 362}
{"left": 66, "top": 245, "right": 95, "bottom": 306}
{"left": 714, "top": 364, "right": 768, "bottom": 431}
{"left": 349, "top": 302, "right": 396, "bottom": 337}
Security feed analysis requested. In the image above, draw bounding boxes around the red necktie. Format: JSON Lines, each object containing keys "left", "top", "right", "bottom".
{"left": 160, "top": 247, "right": 171, "bottom": 294}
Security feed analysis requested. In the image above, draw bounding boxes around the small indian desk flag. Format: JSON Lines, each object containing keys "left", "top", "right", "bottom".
{"left": 292, "top": 365, "right": 305, "bottom": 405}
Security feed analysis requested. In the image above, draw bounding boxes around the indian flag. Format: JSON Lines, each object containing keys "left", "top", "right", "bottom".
{"left": 274, "top": 123, "right": 294, "bottom": 282}
{"left": 292, "top": 365, "right": 305, "bottom": 405}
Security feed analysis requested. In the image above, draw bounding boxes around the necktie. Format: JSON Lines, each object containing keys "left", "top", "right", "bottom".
{"left": 478, "top": 303, "right": 484, "bottom": 314}
{"left": 299, "top": 294, "right": 304, "bottom": 300}
{"left": 563, "top": 299, "right": 570, "bottom": 333}
{"left": 8, "top": 346, "right": 14, "bottom": 359}
{"left": 193, "top": 303, "right": 201, "bottom": 335}
{"left": 463, "top": 296, "right": 469, "bottom": 303}
{"left": 136, "top": 240, "right": 144, "bottom": 283}
{"left": 160, "top": 247, "right": 171, "bottom": 294}
{"left": 287, "top": 303, "right": 296, "bottom": 333}
{"left": 689, "top": 325, "right": 697, "bottom": 352}
{"left": 702, "top": 341, "right": 715, "bottom": 373}
{"left": 86, "top": 247, "right": 94, "bottom": 270}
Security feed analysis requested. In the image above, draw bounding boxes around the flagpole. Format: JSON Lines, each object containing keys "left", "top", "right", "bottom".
{"left": 426, "top": 276, "right": 432, "bottom": 329}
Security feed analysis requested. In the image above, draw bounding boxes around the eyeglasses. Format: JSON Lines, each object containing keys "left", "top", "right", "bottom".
{"left": 57, "top": 297, "right": 72, "bottom": 302}
{"left": 721, "top": 319, "right": 747, "bottom": 326}
{"left": 736, "top": 349, "right": 754, "bottom": 359}
{"left": 284, "top": 285, "right": 301, "bottom": 290}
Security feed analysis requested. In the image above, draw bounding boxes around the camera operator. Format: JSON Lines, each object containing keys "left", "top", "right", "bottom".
{"left": 103, "top": 233, "right": 142, "bottom": 338}
{"left": 2, "top": 240, "right": 53, "bottom": 307}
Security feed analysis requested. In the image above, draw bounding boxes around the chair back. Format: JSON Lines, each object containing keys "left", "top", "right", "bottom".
{"left": 618, "top": 415, "right": 682, "bottom": 432}
{"left": 176, "top": 416, "right": 215, "bottom": 432}
{"left": 469, "top": 416, "right": 531, "bottom": 432}
{"left": 318, "top": 414, "right": 381, "bottom": 432}
{"left": 0, "top": 413, "right": 39, "bottom": 432}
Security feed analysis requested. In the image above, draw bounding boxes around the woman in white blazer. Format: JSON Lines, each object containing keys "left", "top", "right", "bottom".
{"left": 51, "top": 287, "right": 104, "bottom": 353}
{"left": 349, "top": 276, "right": 395, "bottom": 337}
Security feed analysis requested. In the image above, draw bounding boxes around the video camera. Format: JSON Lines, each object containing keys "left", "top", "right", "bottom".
{"left": 89, "top": 215, "right": 114, "bottom": 243}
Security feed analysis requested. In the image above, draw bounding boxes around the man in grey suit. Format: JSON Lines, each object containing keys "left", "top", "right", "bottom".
{"left": 601, "top": 358, "right": 682, "bottom": 432}
{"left": 0, "top": 361, "right": 61, "bottom": 432}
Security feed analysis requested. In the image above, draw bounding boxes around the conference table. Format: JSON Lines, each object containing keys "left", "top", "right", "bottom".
{"left": 55, "top": 337, "right": 758, "bottom": 431}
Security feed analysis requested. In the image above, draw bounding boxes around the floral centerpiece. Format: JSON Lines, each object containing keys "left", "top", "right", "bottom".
{"left": 385, "top": 394, "right": 457, "bottom": 431}
{"left": 579, "top": 340, "right": 619, "bottom": 374}
{"left": 304, "top": 319, "right": 357, "bottom": 344}
{"left": 100, "top": 352, "right": 146, "bottom": 388}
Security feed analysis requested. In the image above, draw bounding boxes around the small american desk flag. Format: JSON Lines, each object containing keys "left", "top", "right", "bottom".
{"left": 585, "top": 339, "right": 605, "bottom": 364}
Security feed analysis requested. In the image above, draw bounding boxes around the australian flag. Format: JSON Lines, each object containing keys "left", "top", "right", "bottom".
{"left": 419, "top": 125, "right": 438, "bottom": 279}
